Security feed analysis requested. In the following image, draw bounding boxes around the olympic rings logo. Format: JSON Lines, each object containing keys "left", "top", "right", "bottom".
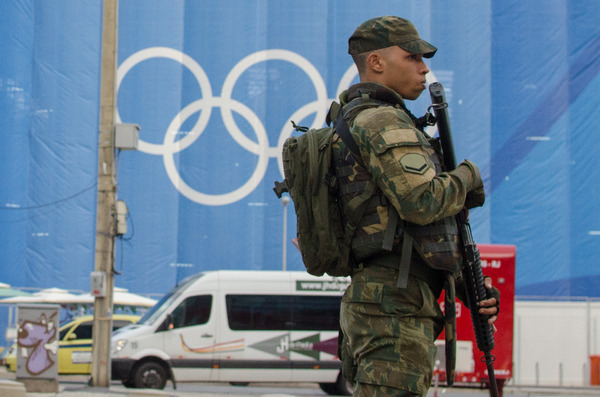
{"left": 116, "top": 47, "right": 436, "bottom": 206}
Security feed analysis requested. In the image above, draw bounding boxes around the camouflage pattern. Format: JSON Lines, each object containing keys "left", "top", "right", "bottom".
{"left": 332, "top": 83, "right": 480, "bottom": 271}
{"left": 443, "top": 274, "right": 457, "bottom": 384}
{"left": 340, "top": 266, "right": 444, "bottom": 396}
{"left": 336, "top": 82, "right": 484, "bottom": 395}
{"left": 332, "top": 132, "right": 395, "bottom": 262}
{"left": 332, "top": 130, "right": 462, "bottom": 272}
{"left": 341, "top": 83, "right": 482, "bottom": 227}
{"left": 348, "top": 16, "right": 437, "bottom": 58}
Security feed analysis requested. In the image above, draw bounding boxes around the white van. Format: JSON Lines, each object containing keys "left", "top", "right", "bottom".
{"left": 111, "top": 270, "right": 352, "bottom": 395}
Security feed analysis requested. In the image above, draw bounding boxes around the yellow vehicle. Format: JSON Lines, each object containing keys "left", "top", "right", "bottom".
{"left": 5, "top": 314, "right": 139, "bottom": 374}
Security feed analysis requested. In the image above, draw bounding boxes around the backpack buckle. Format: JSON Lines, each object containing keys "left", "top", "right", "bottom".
{"left": 273, "top": 180, "right": 288, "bottom": 198}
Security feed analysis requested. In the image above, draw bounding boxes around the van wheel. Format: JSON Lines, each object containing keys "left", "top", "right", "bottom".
{"left": 132, "top": 361, "right": 167, "bottom": 389}
{"left": 319, "top": 372, "right": 354, "bottom": 396}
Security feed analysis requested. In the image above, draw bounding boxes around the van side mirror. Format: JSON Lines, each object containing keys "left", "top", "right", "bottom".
{"left": 156, "top": 314, "right": 173, "bottom": 332}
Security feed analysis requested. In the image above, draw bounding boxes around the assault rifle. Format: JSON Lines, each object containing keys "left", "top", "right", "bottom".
{"left": 429, "top": 82, "right": 499, "bottom": 397}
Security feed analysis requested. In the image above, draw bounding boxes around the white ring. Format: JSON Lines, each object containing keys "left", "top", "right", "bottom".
{"left": 336, "top": 64, "right": 358, "bottom": 99}
{"left": 221, "top": 49, "right": 329, "bottom": 155}
{"left": 117, "top": 47, "right": 213, "bottom": 155}
{"left": 162, "top": 97, "right": 269, "bottom": 206}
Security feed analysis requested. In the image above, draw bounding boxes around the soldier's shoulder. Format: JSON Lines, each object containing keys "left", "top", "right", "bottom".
{"left": 352, "top": 106, "right": 422, "bottom": 151}
{"left": 353, "top": 106, "right": 415, "bottom": 134}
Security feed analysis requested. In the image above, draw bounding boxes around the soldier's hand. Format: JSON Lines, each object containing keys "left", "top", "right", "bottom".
{"left": 478, "top": 276, "right": 500, "bottom": 332}
{"left": 465, "top": 185, "right": 485, "bottom": 208}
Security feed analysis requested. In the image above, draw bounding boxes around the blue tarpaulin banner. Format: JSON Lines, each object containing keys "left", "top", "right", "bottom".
{"left": 1, "top": 0, "right": 599, "bottom": 313}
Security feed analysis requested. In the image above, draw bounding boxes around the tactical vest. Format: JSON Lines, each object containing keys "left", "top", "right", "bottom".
{"left": 332, "top": 95, "right": 462, "bottom": 276}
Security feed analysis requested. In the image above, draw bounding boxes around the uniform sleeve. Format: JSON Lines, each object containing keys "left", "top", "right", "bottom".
{"left": 351, "top": 106, "right": 482, "bottom": 226}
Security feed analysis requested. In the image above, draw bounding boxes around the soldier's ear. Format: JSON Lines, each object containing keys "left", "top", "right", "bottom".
{"left": 366, "top": 52, "right": 384, "bottom": 73}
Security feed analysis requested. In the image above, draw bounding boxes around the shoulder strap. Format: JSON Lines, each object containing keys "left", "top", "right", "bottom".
{"left": 335, "top": 107, "right": 361, "bottom": 160}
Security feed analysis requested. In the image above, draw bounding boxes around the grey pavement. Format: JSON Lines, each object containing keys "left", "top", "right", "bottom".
{"left": 18, "top": 383, "right": 600, "bottom": 397}
{"left": 2, "top": 368, "right": 600, "bottom": 397}
{"left": 20, "top": 384, "right": 600, "bottom": 397}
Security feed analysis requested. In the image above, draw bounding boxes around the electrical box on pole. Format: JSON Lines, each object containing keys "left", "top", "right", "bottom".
{"left": 115, "top": 123, "right": 139, "bottom": 150}
{"left": 90, "top": 272, "right": 107, "bottom": 297}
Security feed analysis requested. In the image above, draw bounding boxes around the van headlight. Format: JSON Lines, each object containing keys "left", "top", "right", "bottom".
{"left": 112, "top": 339, "right": 128, "bottom": 354}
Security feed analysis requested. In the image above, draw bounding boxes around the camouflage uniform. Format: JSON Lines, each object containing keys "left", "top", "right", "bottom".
{"left": 338, "top": 16, "right": 485, "bottom": 397}
{"left": 341, "top": 266, "right": 443, "bottom": 396}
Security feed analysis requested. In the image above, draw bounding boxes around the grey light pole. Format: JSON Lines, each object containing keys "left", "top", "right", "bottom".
{"left": 281, "top": 196, "right": 290, "bottom": 271}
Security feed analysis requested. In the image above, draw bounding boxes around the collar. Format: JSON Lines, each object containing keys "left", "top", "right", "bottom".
{"left": 340, "top": 82, "right": 406, "bottom": 108}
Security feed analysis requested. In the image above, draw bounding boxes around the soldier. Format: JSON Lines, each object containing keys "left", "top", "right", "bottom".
{"left": 336, "top": 16, "right": 499, "bottom": 396}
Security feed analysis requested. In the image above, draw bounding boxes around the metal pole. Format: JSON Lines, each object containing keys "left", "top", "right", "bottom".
{"left": 91, "top": 0, "right": 118, "bottom": 387}
{"left": 559, "top": 362, "right": 563, "bottom": 386}
{"left": 516, "top": 315, "right": 520, "bottom": 385}
{"left": 587, "top": 298, "right": 592, "bottom": 358}
{"left": 595, "top": 317, "right": 598, "bottom": 355}
{"left": 281, "top": 196, "right": 290, "bottom": 271}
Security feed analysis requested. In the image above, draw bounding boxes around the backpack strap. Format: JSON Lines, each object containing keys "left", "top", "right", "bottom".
{"left": 396, "top": 226, "right": 413, "bottom": 288}
{"left": 332, "top": 103, "right": 361, "bottom": 161}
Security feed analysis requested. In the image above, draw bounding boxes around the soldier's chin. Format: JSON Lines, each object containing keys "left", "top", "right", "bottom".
{"left": 405, "top": 91, "right": 423, "bottom": 101}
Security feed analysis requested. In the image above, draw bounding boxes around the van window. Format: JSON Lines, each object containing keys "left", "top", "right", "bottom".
{"left": 226, "top": 295, "right": 341, "bottom": 331}
{"left": 138, "top": 272, "right": 205, "bottom": 326}
{"left": 171, "top": 295, "right": 212, "bottom": 329}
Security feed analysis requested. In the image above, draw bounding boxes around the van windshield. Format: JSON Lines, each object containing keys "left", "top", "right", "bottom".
{"left": 137, "top": 273, "right": 205, "bottom": 326}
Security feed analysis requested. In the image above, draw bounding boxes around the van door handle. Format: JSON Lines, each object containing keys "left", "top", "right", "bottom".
{"left": 201, "top": 333, "right": 213, "bottom": 338}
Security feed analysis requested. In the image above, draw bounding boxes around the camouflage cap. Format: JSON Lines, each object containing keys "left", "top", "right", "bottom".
{"left": 348, "top": 16, "right": 437, "bottom": 58}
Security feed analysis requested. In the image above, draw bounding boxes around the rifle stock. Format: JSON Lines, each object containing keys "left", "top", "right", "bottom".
{"left": 429, "top": 82, "right": 499, "bottom": 397}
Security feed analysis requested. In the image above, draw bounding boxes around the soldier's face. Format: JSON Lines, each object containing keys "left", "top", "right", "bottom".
{"left": 381, "top": 46, "right": 430, "bottom": 100}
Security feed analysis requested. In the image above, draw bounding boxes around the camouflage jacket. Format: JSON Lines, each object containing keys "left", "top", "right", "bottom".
{"left": 333, "top": 82, "right": 483, "bottom": 269}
